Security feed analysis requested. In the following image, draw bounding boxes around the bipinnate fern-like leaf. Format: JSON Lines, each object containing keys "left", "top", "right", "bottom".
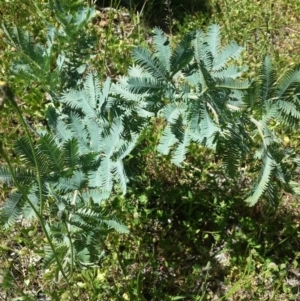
{"left": 171, "top": 127, "right": 192, "bottom": 166}
{"left": 127, "top": 76, "right": 162, "bottom": 94}
{"left": 62, "top": 138, "right": 80, "bottom": 169}
{"left": 56, "top": 170, "right": 88, "bottom": 192}
{"left": 0, "top": 165, "right": 35, "bottom": 186}
{"left": 1, "top": 182, "right": 40, "bottom": 229}
{"left": 1, "top": 191, "right": 24, "bottom": 229}
{"left": 48, "top": 71, "right": 146, "bottom": 197}
{"left": 2, "top": 24, "right": 49, "bottom": 76}
{"left": 152, "top": 27, "right": 172, "bottom": 73}
{"left": 126, "top": 24, "right": 249, "bottom": 167}
{"left": 215, "top": 77, "right": 249, "bottom": 90}
{"left": 43, "top": 245, "right": 57, "bottom": 271}
{"left": 60, "top": 73, "right": 104, "bottom": 119}
{"left": 206, "top": 24, "right": 221, "bottom": 63}
{"left": 132, "top": 47, "right": 167, "bottom": 81}
{"left": 196, "top": 106, "right": 220, "bottom": 149}
{"left": 4, "top": 19, "right": 300, "bottom": 283}
{"left": 170, "top": 32, "right": 194, "bottom": 76}
{"left": 2, "top": 4, "right": 96, "bottom": 97}
{"left": 41, "top": 200, "right": 127, "bottom": 277}
{"left": 80, "top": 189, "right": 110, "bottom": 205}
{"left": 14, "top": 136, "right": 37, "bottom": 169}
{"left": 241, "top": 55, "right": 300, "bottom": 205}
{"left": 276, "top": 68, "right": 300, "bottom": 98}
{"left": 157, "top": 125, "right": 178, "bottom": 155}
{"left": 103, "top": 219, "right": 129, "bottom": 234}
{"left": 73, "top": 208, "right": 129, "bottom": 234}
{"left": 245, "top": 153, "right": 276, "bottom": 206}
{"left": 125, "top": 25, "right": 300, "bottom": 206}
{"left": 212, "top": 41, "right": 242, "bottom": 72}
{"left": 216, "top": 125, "right": 249, "bottom": 178}
{"left": 60, "top": 89, "right": 96, "bottom": 118}
{"left": 6, "top": 66, "right": 136, "bottom": 273}
{"left": 89, "top": 156, "right": 113, "bottom": 191}
{"left": 36, "top": 133, "right": 65, "bottom": 175}
{"left": 260, "top": 55, "right": 276, "bottom": 102}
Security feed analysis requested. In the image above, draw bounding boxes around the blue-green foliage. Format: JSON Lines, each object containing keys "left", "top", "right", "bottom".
{"left": 0, "top": 68, "right": 144, "bottom": 278}
{"left": 118, "top": 25, "right": 300, "bottom": 206}
{"left": 2, "top": 3, "right": 96, "bottom": 98}
{"left": 2, "top": 14, "right": 300, "bottom": 279}
{"left": 47, "top": 72, "right": 145, "bottom": 195}
{"left": 243, "top": 56, "right": 300, "bottom": 206}
{"left": 0, "top": 129, "right": 130, "bottom": 278}
{"left": 124, "top": 26, "right": 249, "bottom": 168}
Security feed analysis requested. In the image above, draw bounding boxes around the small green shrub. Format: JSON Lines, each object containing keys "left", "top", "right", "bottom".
{"left": 2, "top": 1, "right": 300, "bottom": 299}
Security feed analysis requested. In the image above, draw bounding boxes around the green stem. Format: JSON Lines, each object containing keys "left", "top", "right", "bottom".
{"left": 9, "top": 98, "right": 44, "bottom": 214}
{"left": 0, "top": 149, "right": 75, "bottom": 300}
{"left": 1, "top": 86, "right": 75, "bottom": 299}
{"left": 65, "top": 189, "right": 79, "bottom": 277}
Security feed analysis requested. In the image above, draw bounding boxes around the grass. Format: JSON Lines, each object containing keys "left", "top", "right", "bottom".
{"left": 1, "top": 0, "right": 300, "bottom": 300}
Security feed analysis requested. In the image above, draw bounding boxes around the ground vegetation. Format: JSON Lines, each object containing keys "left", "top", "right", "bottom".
{"left": 1, "top": 0, "right": 300, "bottom": 300}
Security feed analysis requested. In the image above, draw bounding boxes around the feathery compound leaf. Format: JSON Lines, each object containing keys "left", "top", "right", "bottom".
{"left": 207, "top": 24, "right": 221, "bottom": 61}
{"left": 277, "top": 100, "right": 300, "bottom": 120}
{"left": 56, "top": 170, "right": 88, "bottom": 192}
{"left": 217, "top": 129, "right": 246, "bottom": 178}
{"left": 128, "top": 64, "right": 151, "bottom": 77}
{"left": 193, "top": 29, "right": 207, "bottom": 66}
{"left": 71, "top": 170, "right": 88, "bottom": 190}
{"left": 36, "top": 133, "right": 64, "bottom": 174}
{"left": 198, "top": 61, "right": 215, "bottom": 89}
{"left": 0, "top": 165, "right": 35, "bottom": 186}
{"left": 170, "top": 32, "right": 194, "bottom": 76}
{"left": 81, "top": 189, "right": 110, "bottom": 205}
{"left": 0, "top": 165, "right": 14, "bottom": 186}
{"left": 86, "top": 118, "right": 103, "bottom": 152}
{"left": 152, "top": 27, "right": 171, "bottom": 73}
{"left": 102, "top": 219, "right": 129, "bottom": 234}
{"left": 102, "top": 119, "right": 123, "bottom": 156}
{"left": 213, "top": 41, "right": 243, "bottom": 72}
{"left": 2, "top": 25, "right": 35, "bottom": 59}
{"left": 245, "top": 154, "right": 276, "bottom": 206}
{"left": 276, "top": 68, "right": 300, "bottom": 98}
{"left": 1, "top": 191, "right": 24, "bottom": 228}
{"left": 213, "top": 65, "right": 248, "bottom": 80}
{"left": 14, "top": 136, "right": 36, "bottom": 168}
{"left": 127, "top": 77, "right": 162, "bottom": 93}
{"left": 83, "top": 72, "right": 101, "bottom": 109}
{"left": 60, "top": 89, "right": 97, "bottom": 119}
{"left": 215, "top": 78, "right": 249, "bottom": 90}
{"left": 23, "top": 186, "right": 39, "bottom": 220}
{"left": 73, "top": 7, "right": 95, "bottom": 28}
{"left": 198, "top": 108, "right": 220, "bottom": 149}
{"left": 161, "top": 103, "right": 184, "bottom": 124}
{"left": 112, "top": 160, "right": 127, "bottom": 195}
{"left": 157, "top": 125, "right": 179, "bottom": 155}
{"left": 171, "top": 128, "right": 192, "bottom": 166}
{"left": 261, "top": 55, "right": 276, "bottom": 101}
{"left": 132, "top": 47, "right": 167, "bottom": 81}
{"left": 68, "top": 112, "right": 89, "bottom": 154}
{"left": 111, "top": 78, "right": 145, "bottom": 102}
{"left": 75, "top": 207, "right": 102, "bottom": 220}
{"left": 43, "top": 245, "right": 56, "bottom": 270}
{"left": 54, "top": 119, "right": 73, "bottom": 143}
{"left": 99, "top": 77, "right": 111, "bottom": 108}
{"left": 88, "top": 156, "right": 113, "bottom": 191}
{"left": 118, "top": 132, "right": 139, "bottom": 160}
{"left": 63, "top": 138, "right": 80, "bottom": 169}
